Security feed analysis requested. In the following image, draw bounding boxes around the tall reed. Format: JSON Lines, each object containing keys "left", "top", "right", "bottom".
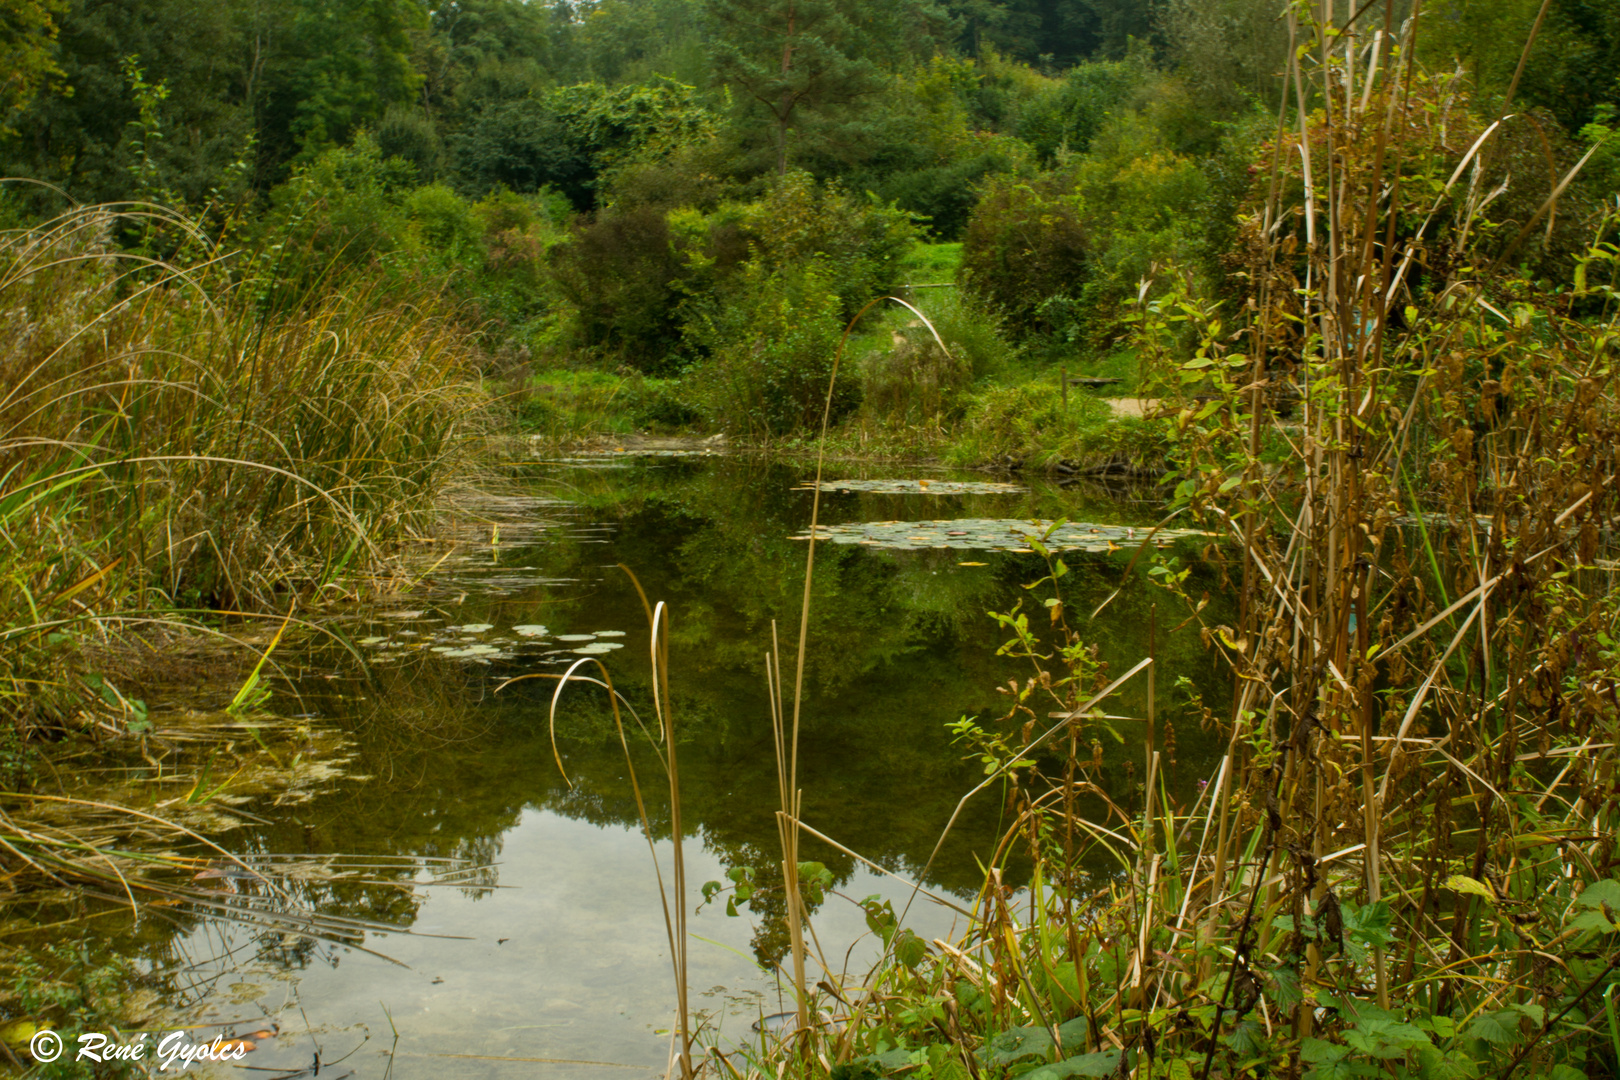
{"left": 0, "top": 201, "right": 488, "bottom": 732}
{"left": 705, "top": 4, "right": 1620, "bottom": 1078}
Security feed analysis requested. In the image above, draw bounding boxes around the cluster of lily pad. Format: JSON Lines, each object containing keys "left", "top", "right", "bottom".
{"left": 354, "top": 618, "right": 628, "bottom": 665}
{"left": 793, "top": 478, "right": 1027, "bottom": 495}
{"left": 791, "top": 518, "right": 1212, "bottom": 552}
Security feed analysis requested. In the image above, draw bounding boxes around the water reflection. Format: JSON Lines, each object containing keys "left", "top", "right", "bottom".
{"left": 17, "top": 457, "right": 1232, "bottom": 1077}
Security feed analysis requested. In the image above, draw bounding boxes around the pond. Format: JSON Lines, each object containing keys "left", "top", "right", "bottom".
{"left": 10, "top": 456, "right": 1231, "bottom": 1079}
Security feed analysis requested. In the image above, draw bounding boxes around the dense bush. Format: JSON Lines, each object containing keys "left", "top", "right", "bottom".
{"left": 450, "top": 80, "right": 715, "bottom": 208}
{"left": 546, "top": 170, "right": 917, "bottom": 374}
{"left": 684, "top": 259, "right": 858, "bottom": 437}
{"left": 1015, "top": 56, "right": 1146, "bottom": 163}
{"left": 859, "top": 320, "right": 973, "bottom": 427}
{"left": 550, "top": 204, "right": 688, "bottom": 370}
{"left": 959, "top": 172, "right": 1091, "bottom": 336}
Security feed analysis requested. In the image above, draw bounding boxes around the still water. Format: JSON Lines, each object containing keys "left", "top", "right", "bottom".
{"left": 19, "top": 456, "right": 1229, "bottom": 1078}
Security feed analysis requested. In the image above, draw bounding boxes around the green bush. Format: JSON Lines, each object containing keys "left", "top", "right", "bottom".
{"left": 546, "top": 170, "right": 918, "bottom": 372}
{"left": 959, "top": 173, "right": 1091, "bottom": 337}
{"left": 685, "top": 259, "right": 857, "bottom": 438}
{"left": 406, "top": 182, "right": 480, "bottom": 256}
{"left": 550, "top": 204, "right": 688, "bottom": 371}
{"left": 735, "top": 171, "right": 920, "bottom": 317}
{"left": 859, "top": 320, "right": 973, "bottom": 428}
{"left": 911, "top": 286, "right": 1020, "bottom": 381}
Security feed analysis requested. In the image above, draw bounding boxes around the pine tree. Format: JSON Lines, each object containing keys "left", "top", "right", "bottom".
{"left": 702, "top": 0, "right": 946, "bottom": 174}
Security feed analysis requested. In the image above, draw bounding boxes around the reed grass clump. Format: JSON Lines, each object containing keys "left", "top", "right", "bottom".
{"left": 645, "top": 7, "right": 1620, "bottom": 1080}
{"left": 0, "top": 202, "right": 489, "bottom": 734}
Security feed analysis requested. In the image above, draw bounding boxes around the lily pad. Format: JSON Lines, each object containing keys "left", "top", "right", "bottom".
{"left": 358, "top": 636, "right": 388, "bottom": 646}
{"left": 555, "top": 634, "right": 596, "bottom": 642}
{"left": 449, "top": 623, "right": 494, "bottom": 633}
{"left": 437, "top": 644, "right": 506, "bottom": 659}
{"left": 594, "top": 630, "right": 627, "bottom": 638}
{"left": 512, "top": 625, "right": 550, "bottom": 637}
{"left": 791, "top": 518, "right": 1213, "bottom": 553}
{"left": 794, "top": 478, "right": 1026, "bottom": 495}
{"left": 572, "top": 641, "right": 624, "bottom": 654}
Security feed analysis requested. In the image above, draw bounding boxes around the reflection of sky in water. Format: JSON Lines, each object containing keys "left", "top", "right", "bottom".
{"left": 169, "top": 811, "right": 965, "bottom": 1080}
{"left": 79, "top": 458, "right": 1228, "bottom": 1077}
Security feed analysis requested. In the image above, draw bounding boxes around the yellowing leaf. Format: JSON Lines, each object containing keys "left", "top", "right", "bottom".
{"left": 1445, "top": 874, "right": 1496, "bottom": 903}
{"left": 958, "top": 561, "right": 988, "bottom": 566}
{"left": 0, "top": 1020, "right": 38, "bottom": 1046}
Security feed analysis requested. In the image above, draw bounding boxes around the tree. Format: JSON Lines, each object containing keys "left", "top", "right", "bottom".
{"left": 0, "top": 0, "right": 64, "bottom": 135}
{"left": 701, "top": 0, "right": 948, "bottom": 174}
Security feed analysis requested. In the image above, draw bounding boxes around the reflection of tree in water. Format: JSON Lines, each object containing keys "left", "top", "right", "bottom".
{"left": 83, "top": 458, "right": 1234, "bottom": 999}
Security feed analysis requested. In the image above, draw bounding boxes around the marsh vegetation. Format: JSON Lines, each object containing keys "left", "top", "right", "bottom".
{"left": 1, "top": 0, "right": 1619, "bottom": 1077}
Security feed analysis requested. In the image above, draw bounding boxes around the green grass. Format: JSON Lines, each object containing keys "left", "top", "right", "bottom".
{"left": 0, "top": 203, "right": 491, "bottom": 730}
{"left": 895, "top": 241, "right": 962, "bottom": 284}
{"left": 515, "top": 368, "right": 704, "bottom": 443}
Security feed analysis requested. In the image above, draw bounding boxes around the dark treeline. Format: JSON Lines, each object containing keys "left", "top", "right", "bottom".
{"left": 2, "top": 0, "right": 1618, "bottom": 444}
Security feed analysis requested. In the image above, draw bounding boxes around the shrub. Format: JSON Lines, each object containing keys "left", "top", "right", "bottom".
{"left": 911, "top": 286, "right": 1020, "bottom": 381}
{"left": 859, "top": 320, "right": 973, "bottom": 428}
{"left": 405, "top": 183, "right": 480, "bottom": 258}
{"left": 685, "top": 259, "right": 857, "bottom": 438}
{"left": 959, "top": 173, "right": 1091, "bottom": 337}
{"left": 736, "top": 171, "right": 920, "bottom": 317}
{"left": 946, "top": 382, "right": 1159, "bottom": 467}
{"left": 550, "top": 204, "right": 687, "bottom": 372}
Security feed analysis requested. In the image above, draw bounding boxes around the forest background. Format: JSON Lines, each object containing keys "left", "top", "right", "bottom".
{"left": 7, "top": 0, "right": 1616, "bottom": 461}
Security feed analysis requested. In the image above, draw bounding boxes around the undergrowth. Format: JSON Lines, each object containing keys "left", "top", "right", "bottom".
{"left": 0, "top": 203, "right": 490, "bottom": 736}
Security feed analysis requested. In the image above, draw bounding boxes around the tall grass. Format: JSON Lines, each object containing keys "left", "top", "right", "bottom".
{"left": 595, "top": 6, "right": 1620, "bottom": 1079}
{"left": 0, "top": 201, "right": 488, "bottom": 732}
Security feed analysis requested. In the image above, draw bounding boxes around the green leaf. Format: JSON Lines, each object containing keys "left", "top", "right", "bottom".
{"left": 1574, "top": 879, "right": 1620, "bottom": 910}
{"left": 1023, "top": 1052, "right": 1120, "bottom": 1080}
{"left": 1464, "top": 1010, "right": 1518, "bottom": 1045}
{"left": 982, "top": 1025, "right": 1052, "bottom": 1065}
{"left": 894, "top": 930, "right": 927, "bottom": 969}
{"left": 1224, "top": 1018, "right": 1266, "bottom": 1057}
{"left": 1300, "top": 1039, "right": 1349, "bottom": 1065}
{"left": 1054, "top": 1016, "right": 1087, "bottom": 1048}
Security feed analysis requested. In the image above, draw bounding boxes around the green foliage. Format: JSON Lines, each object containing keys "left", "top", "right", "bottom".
{"left": 1, "top": 941, "right": 141, "bottom": 1080}
{"left": 960, "top": 172, "right": 1091, "bottom": 336}
{"left": 859, "top": 318, "right": 974, "bottom": 428}
{"left": 0, "top": 0, "right": 64, "bottom": 135}
{"left": 551, "top": 170, "right": 917, "bottom": 372}
{"left": 947, "top": 382, "right": 1158, "bottom": 467}
{"left": 1015, "top": 56, "right": 1145, "bottom": 163}
{"left": 452, "top": 80, "right": 715, "bottom": 208}
{"left": 685, "top": 258, "right": 857, "bottom": 437}
{"left": 702, "top": 0, "right": 948, "bottom": 174}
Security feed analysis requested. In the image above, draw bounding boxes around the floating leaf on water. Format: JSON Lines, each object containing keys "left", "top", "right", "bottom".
{"left": 791, "top": 518, "right": 1213, "bottom": 553}
{"left": 572, "top": 642, "right": 624, "bottom": 654}
{"left": 381, "top": 610, "right": 424, "bottom": 619}
{"left": 594, "top": 630, "right": 627, "bottom": 637}
{"left": 512, "top": 625, "right": 550, "bottom": 637}
{"left": 432, "top": 644, "right": 507, "bottom": 659}
{"left": 958, "top": 561, "right": 988, "bottom": 566}
{"left": 555, "top": 634, "right": 596, "bottom": 642}
{"left": 450, "top": 624, "right": 494, "bottom": 633}
{"left": 358, "top": 636, "right": 388, "bottom": 646}
{"left": 793, "top": 478, "right": 1027, "bottom": 495}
